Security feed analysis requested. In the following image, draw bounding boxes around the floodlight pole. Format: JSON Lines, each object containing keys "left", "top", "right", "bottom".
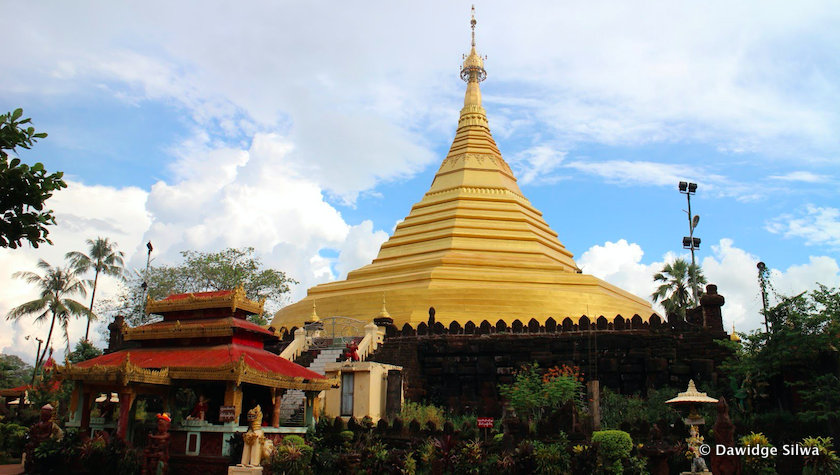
{"left": 680, "top": 182, "right": 700, "bottom": 307}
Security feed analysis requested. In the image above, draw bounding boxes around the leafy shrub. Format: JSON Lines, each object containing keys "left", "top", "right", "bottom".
{"left": 801, "top": 436, "right": 839, "bottom": 475}
{"left": 0, "top": 422, "right": 27, "bottom": 457}
{"left": 532, "top": 437, "right": 570, "bottom": 474}
{"left": 592, "top": 430, "right": 633, "bottom": 474}
{"left": 739, "top": 432, "right": 776, "bottom": 475}
{"left": 282, "top": 434, "right": 306, "bottom": 446}
{"left": 400, "top": 402, "right": 445, "bottom": 428}
{"left": 265, "top": 440, "right": 313, "bottom": 475}
{"left": 498, "top": 363, "right": 583, "bottom": 429}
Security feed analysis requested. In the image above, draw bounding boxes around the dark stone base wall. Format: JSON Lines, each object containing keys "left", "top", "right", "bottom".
{"left": 369, "top": 329, "right": 732, "bottom": 416}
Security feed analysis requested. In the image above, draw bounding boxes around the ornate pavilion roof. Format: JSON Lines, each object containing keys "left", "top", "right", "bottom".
{"left": 60, "top": 288, "right": 337, "bottom": 391}
{"left": 146, "top": 287, "right": 265, "bottom": 318}
{"left": 272, "top": 9, "right": 657, "bottom": 329}
{"left": 60, "top": 344, "right": 335, "bottom": 391}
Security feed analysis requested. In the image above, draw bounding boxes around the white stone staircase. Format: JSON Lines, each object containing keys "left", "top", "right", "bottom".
{"left": 277, "top": 347, "right": 345, "bottom": 424}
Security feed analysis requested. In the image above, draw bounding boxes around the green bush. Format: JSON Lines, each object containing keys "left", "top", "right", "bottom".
{"left": 739, "top": 432, "right": 776, "bottom": 475}
{"left": 266, "top": 442, "right": 313, "bottom": 475}
{"left": 282, "top": 434, "right": 307, "bottom": 446}
{"left": 592, "top": 430, "right": 633, "bottom": 474}
{"left": 0, "top": 422, "right": 27, "bottom": 457}
{"left": 400, "top": 402, "right": 445, "bottom": 428}
{"left": 533, "top": 436, "right": 571, "bottom": 474}
{"left": 801, "top": 436, "right": 839, "bottom": 475}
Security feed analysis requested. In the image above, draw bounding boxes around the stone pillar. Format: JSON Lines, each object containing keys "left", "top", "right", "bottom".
{"left": 700, "top": 284, "right": 725, "bottom": 331}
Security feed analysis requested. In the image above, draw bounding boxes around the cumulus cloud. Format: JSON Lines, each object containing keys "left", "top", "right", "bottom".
{"left": 579, "top": 238, "right": 840, "bottom": 332}
{"left": 766, "top": 205, "right": 840, "bottom": 248}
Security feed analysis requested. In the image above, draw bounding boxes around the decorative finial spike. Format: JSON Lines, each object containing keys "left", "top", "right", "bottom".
{"left": 470, "top": 5, "right": 476, "bottom": 47}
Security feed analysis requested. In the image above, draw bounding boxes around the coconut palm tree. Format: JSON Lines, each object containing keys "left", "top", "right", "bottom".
{"left": 66, "top": 237, "right": 125, "bottom": 341}
{"left": 651, "top": 258, "right": 707, "bottom": 319}
{"left": 6, "top": 259, "right": 93, "bottom": 370}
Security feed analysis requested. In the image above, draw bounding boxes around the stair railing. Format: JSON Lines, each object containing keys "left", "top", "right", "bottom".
{"left": 279, "top": 327, "right": 308, "bottom": 361}
{"left": 355, "top": 322, "right": 385, "bottom": 361}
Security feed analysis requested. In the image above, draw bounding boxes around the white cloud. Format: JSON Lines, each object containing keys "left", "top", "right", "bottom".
{"left": 0, "top": 132, "right": 395, "bottom": 363}
{"left": 510, "top": 146, "right": 567, "bottom": 185}
{"left": 0, "top": 181, "right": 150, "bottom": 363}
{"left": 577, "top": 239, "right": 666, "bottom": 307}
{"left": 766, "top": 205, "right": 840, "bottom": 248}
{"left": 579, "top": 238, "right": 840, "bottom": 333}
{"left": 768, "top": 171, "right": 830, "bottom": 183}
{"left": 565, "top": 160, "right": 703, "bottom": 187}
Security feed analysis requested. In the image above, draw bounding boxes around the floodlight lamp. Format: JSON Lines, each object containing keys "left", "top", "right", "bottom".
{"left": 679, "top": 181, "right": 688, "bottom": 192}
{"left": 688, "top": 182, "right": 698, "bottom": 193}
{"left": 683, "top": 237, "right": 692, "bottom": 248}
{"left": 692, "top": 237, "right": 701, "bottom": 248}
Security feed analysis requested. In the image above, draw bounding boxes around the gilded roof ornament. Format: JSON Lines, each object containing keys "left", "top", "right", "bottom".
{"left": 378, "top": 294, "right": 391, "bottom": 319}
{"left": 310, "top": 300, "right": 320, "bottom": 322}
{"left": 461, "top": 5, "right": 487, "bottom": 83}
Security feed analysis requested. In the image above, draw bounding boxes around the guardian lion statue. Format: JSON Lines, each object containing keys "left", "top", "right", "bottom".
{"left": 239, "top": 405, "right": 274, "bottom": 467}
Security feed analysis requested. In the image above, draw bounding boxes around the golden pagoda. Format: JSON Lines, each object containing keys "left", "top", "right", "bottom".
{"left": 272, "top": 8, "right": 657, "bottom": 330}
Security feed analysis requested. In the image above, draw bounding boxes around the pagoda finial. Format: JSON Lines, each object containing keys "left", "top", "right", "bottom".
{"left": 310, "top": 300, "right": 319, "bottom": 322}
{"left": 460, "top": 6, "right": 486, "bottom": 84}
{"left": 470, "top": 5, "right": 476, "bottom": 47}
{"left": 378, "top": 293, "right": 391, "bottom": 319}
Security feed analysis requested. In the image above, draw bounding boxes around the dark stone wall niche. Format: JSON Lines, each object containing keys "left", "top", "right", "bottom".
{"left": 369, "top": 328, "right": 732, "bottom": 417}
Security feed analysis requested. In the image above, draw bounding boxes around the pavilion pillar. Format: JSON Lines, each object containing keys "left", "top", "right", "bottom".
{"left": 116, "top": 391, "right": 136, "bottom": 439}
{"left": 271, "top": 388, "right": 285, "bottom": 428}
{"left": 303, "top": 391, "right": 318, "bottom": 430}
{"left": 69, "top": 383, "right": 81, "bottom": 425}
{"left": 80, "top": 391, "right": 92, "bottom": 435}
{"left": 224, "top": 382, "right": 243, "bottom": 425}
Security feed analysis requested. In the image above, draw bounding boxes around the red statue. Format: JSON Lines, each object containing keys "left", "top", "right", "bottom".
{"left": 344, "top": 341, "right": 360, "bottom": 361}
{"left": 187, "top": 395, "right": 209, "bottom": 421}
{"left": 142, "top": 413, "right": 171, "bottom": 475}
{"left": 25, "top": 404, "right": 64, "bottom": 473}
{"left": 712, "top": 397, "right": 741, "bottom": 475}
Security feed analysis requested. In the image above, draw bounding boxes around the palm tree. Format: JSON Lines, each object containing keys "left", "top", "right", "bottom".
{"left": 651, "top": 258, "right": 707, "bottom": 319}
{"left": 6, "top": 259, "right": 93, "bottom": 370}
{"left": 66, "top": 237, "right": 125, "bottom": 341}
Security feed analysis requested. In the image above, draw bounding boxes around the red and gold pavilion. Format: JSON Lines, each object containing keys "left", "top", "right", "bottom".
{"left": 57, "top": 287, "right": 336, "bottom": 469}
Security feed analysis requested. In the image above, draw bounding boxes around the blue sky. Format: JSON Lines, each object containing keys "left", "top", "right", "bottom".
{"left": 1, "top": 1, "right": 839, "bottom": 362}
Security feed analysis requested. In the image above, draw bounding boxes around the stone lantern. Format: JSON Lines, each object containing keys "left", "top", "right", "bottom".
{"left": 666, "top": 380, "right": 718, "bottom": 475}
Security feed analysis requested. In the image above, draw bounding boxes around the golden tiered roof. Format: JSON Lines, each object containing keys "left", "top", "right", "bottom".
{"left": 271, "top": 9, "right": 657, "bottom": 329}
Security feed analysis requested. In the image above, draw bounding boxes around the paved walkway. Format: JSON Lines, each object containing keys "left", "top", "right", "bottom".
{"left": 0, "top": 462, "right": 23, "bottom": 475}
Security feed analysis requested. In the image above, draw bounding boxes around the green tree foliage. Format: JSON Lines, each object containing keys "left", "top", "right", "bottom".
{"left": 498, "top": 363, "right": 583, "bottom": 428}
{"left": 112, "top": 247, "right": 296, "bottom": 327}
{"left": 651, "top": 258, "right": 706, "bottom": 319}
{"left": 721, "top": 285, "right": 840, "bottom": 435}
{"left": 67, "top": 339, "right": 102, "bottom": 364}
{"left": 0, "top": 108, "right": 67, "bottom": 249}
{"left": 0, "top": 354, "right": 33, "bottom": 390}
{"left": 66, "top": 237, "right": 126, "bottom": 340}
{"left": 6, "top": 259, "right": 93, "bottom": 369}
